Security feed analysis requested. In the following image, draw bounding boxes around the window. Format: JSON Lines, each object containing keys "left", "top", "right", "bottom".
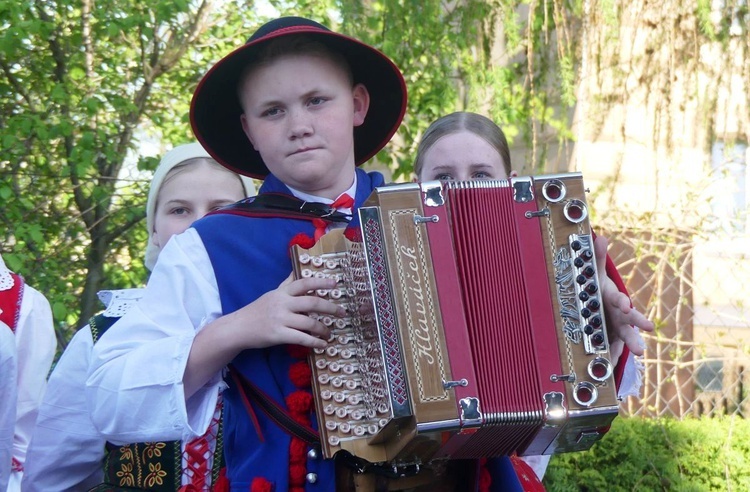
{"left": 696, "top": 360, "right": 724, "bottom": 392}
{"left": 709, "top": 141, "right": 748, "bottom": 234}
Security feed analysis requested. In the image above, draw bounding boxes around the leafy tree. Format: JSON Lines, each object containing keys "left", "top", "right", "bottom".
{"left": 1, "top": 0, "right": 582, "bottom": 347}
{"left": 0, "top": 0, "right": 262, "bottom": 343}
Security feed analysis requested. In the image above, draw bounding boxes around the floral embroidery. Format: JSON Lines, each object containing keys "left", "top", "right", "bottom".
{"left": 116, "top": 462, "right": 135, "bottom": 487}
{"left": 119, "top": 446, "right": 134, "bottom": 461}
{"left": 143, "top": 442, "right": 166, "bottom": 459}
{"left": 145, "top": 462, "right": 168, "bottom": 487}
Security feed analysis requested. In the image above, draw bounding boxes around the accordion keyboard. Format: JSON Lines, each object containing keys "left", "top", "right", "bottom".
{"left": 295, "top": 241, "right": 396, "bottom": 459}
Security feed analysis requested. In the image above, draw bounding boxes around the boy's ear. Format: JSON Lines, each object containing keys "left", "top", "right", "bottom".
{"left": 240, "top": 114, "right": 259, "bottom": 151}
{"left": 351, "top": 83, "right": 370, "bottom": 127}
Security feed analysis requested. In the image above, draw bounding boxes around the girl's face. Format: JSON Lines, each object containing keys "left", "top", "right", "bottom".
{"left": 151, "top": 160, "right": 245, "bottom": 252}
{"left": 419, "top": 130, "right": 511, "bottom": 181}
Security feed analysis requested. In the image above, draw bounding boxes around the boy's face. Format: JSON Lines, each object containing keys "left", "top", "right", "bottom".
{"left": 239, "top": 53, "right": 369, "bottom": 198}
{"left": 418, "top": 131, "right": 512, "bottom": 182}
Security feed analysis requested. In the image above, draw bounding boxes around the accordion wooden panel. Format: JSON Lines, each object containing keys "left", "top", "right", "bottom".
{"left": 290, "top": 173, "right": 620, "bottom": 466}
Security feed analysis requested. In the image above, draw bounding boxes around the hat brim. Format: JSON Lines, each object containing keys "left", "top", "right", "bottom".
{"left": 190, "top": 23, "right": 407, "bottom": 179}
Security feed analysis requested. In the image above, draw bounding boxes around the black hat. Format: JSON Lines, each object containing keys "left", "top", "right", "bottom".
{"left": 190, "top": 17, "right": 407, "bottom": 179}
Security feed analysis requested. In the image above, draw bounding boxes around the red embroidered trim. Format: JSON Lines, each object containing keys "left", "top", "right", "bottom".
{"left": 0, "top": 273, "right": 24, "bottom": 333}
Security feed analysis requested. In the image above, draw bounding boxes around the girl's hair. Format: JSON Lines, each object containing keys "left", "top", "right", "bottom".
{"left": 144, "top": 143, "right": 255, "bottom": 271}
{"left": 414, "top": 112, "right": 511, "bottom": 178}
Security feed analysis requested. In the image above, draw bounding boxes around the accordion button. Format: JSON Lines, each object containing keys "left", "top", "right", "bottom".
{"left": 581, "top": 308, "right": 592, "bottom": 318}
{"left": 583, "top": 266, "right": 596, "bottom": 277}
{"left": 585, "top": 283, "right": 598, "bottom": 294}
{"left": 580, "top": 249, "right": 594, "bottom": 261}
{"left": 307, "top": 448, "right": 320, "bottom": 460}
{"left": 306, "top": 472, "right": 318, "bottom": 484}
{"left": 584, "top": 324, "right": 594, "bottom": 335}
{"left": 587, "top": 299, "right": 601, "bottom": 311}
{"left": 571, "top": 240, "right": 582, "bottom": 251}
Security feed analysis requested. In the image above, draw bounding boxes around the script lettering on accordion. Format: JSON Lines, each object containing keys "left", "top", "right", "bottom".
{"left": 389, "top": 209, "right": 448, "bottom": 403}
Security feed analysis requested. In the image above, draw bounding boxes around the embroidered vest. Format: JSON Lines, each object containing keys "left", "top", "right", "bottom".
{"left": 87, "top": 314, "right": 225, "bottom": 492}
{"left": 0, "top": 272, "right": 24, "bottom": 333}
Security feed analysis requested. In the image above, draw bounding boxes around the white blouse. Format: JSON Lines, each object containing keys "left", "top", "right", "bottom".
{"left": 23, "top": 287, "right": 222, "bottom": 491}
{"left": 0, "top": 322, "right": 17, "bottom": 492}
{"left": 0, "top": 259, "right": 56, "bottom": 492}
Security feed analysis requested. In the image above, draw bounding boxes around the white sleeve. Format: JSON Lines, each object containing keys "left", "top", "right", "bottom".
{"left": 86, "top": 228, "right": 225, "bottom": 444}
{"left": 22, "top": 328, "right": 104, "bottom": 492}
{"left": 0, "top": 323, "right": 17, "bottom": 492}
{"left": 617, "top": 326, "right": 645, "bottom": 400}
{"left": 13, "top": 285, "right": 56, "bottom": 477}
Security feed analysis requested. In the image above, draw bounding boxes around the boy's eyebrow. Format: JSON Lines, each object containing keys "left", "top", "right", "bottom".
{"left": 253, "top": 88, "right": 328, "bottom": 108}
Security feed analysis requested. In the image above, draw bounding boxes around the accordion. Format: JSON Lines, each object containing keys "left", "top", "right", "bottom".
{"left": 290, "top": 172, "right": 619, "bottom": 466}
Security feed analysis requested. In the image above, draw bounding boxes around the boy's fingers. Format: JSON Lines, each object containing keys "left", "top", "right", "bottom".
{"left": 291, "top": 313, "right": 331, "bottom": 339}
{"left": 285, "top": 276, "right": 338, "bottom": 296}
{"left": 281, "top": 326, "right": 328, "bottom": 349}
{"left": 279, "top": 273, "right": 296, "bottom": 287}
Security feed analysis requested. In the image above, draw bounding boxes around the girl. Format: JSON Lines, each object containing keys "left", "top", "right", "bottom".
{"left": 22, "top": 143, "right": 255, "bottom": 491}
{"left": 415, "top": 111, "right": 514, "bottom": 181}
{"left": 414, "top": 112, "right": 653, "bottom": 490}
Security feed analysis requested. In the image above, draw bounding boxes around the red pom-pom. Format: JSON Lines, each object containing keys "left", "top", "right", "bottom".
{"left": 478, "top": 464, "right": 492, "bottom": 492}
{"left": 289, "top": 464, "right": 307, "bottom": 486}
{"left": 291, "top": 413, "right": 311, "bottom": 426}
{"left": 286, "top": 344, "right": 310, "bottom": 360}
{"left": 286, "top": 390, "right": 313, "bottom": 414}
{"left": 289, "top": 360, "right": 312, "bottom": 388}
{"left": 289, "top": 233, "right": 315, "bottom": 250}
{"left": 290, "top": 488, "right": 305, "bottom": 492}
{"left": 212, "top": 467, "right": 230, "bottom": 492}
{"left": 289, "top": 438, "right": 307, "bottom": 464}
{"left": 343, "top": 226, "right": 361, "bottom": 242}
{"left": 250, "top": 477, "right": 273, "bottom": 492}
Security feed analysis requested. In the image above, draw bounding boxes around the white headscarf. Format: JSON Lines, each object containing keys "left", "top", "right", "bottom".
{"left": 144, "top": 142, "right": 256, "bottom": 270}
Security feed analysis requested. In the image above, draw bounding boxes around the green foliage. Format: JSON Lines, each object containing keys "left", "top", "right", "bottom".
{"left": 0, "top": 0, "right": 259, "bottom": 343}
{"left": 1, "top": 0, "right": 589, "bottom": 347}
{"left": 545, "top": 416, "right": 750, "bottom": 491}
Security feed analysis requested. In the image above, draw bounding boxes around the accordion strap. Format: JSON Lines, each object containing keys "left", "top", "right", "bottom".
{"left": 210, "top": 193, "right": 351, "bottom": 223}
{"left": 228, "top": 364, "right": 320, "bottom": 446}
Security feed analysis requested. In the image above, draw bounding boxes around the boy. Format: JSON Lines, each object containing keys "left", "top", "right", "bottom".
{"left": 87, "top": 17, "right": 415, "bottom": 491}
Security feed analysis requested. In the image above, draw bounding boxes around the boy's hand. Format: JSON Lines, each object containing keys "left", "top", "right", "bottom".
{"left": 230, "top": 273, "right": 343, "bottom": 350}
{"left": 594, "top": 235, "right": 655, "bottom": 363}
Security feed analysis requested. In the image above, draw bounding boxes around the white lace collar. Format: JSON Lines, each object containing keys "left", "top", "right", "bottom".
{"left": 97, "top": 288, "right": 145, "bottom": 317}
